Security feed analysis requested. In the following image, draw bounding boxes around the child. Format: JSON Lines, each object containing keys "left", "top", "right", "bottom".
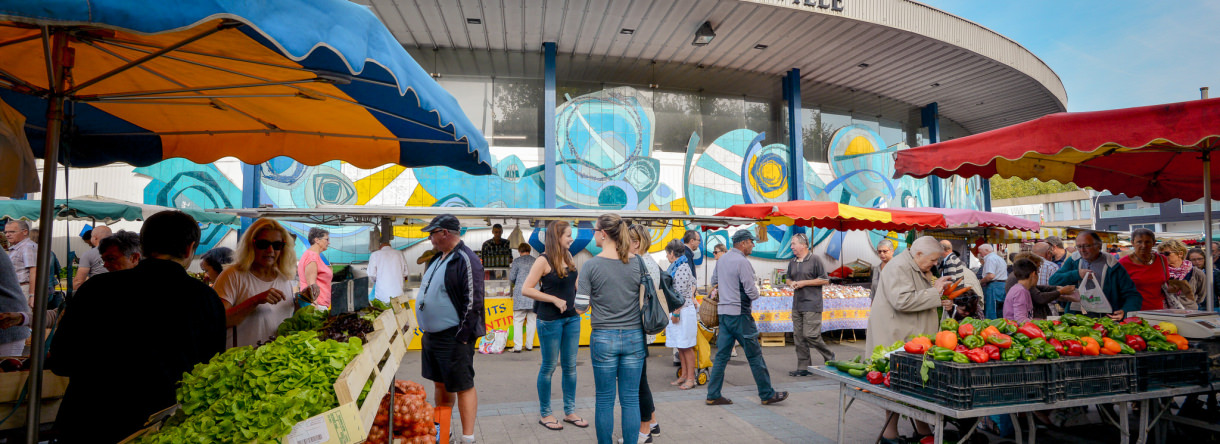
{"left": 1003, "top": 259, "right": 1038, "bottom": 323}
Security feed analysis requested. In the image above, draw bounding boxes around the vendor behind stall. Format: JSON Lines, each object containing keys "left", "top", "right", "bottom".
{"left": 50, "top": 211, "right": 226, "bottom": 444}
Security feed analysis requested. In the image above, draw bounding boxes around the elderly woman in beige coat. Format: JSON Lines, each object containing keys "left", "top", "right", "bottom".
{"left": 865, "top": 236, "right": 951, "bottom": 444}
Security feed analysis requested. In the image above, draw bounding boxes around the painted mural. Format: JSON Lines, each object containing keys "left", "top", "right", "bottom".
{"left": 138, "top": 86, "right": 983, "bottom": 263}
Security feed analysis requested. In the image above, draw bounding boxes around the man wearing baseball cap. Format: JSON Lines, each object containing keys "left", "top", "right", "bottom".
{"left": 705, "top": 229, "right": 788, "bottom": 406}
{"left": 417, "top": 214, "right": 485, "bottom": 444}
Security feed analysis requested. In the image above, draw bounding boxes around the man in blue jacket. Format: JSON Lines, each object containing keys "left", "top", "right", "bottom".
{"left": 418, "top": 214, "right": 485, "bottom": 444}
{"left": 1048, "top": 231, "right": 1141, "bottom": 320}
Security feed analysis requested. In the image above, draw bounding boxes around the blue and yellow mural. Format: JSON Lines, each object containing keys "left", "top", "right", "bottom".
{"left": 138, "top": 86, "right": 983, "bottom": 262}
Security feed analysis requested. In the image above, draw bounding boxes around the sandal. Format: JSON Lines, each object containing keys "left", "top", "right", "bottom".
{"left": 563, "top": 417, "right": 589, "bottom": 428}
{"left": 679, "top": 381, "right": 696, "bottom": 390}
{"left": 539, "top": 419, "right": 563, "bottom": 431}
{"left": 670, "top": 378, "right": 687, "bottom": 386}
{"left": 706, "top": 397, "right": 733, "bottom": 406}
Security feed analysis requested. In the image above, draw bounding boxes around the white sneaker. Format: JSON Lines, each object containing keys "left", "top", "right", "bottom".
{"left": 731, "top": 346, "right": 738, "bottom": 357}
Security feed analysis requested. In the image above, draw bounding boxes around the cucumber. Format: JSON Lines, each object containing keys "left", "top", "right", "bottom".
{"left": 834, "top": 361, "right": 868, "bottom": 372}
{"left": 847, "top": 368, "right": 867, "bottom": 377}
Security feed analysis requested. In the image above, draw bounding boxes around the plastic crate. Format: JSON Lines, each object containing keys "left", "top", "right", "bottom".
{"left": 1049, "top": 355, "right": 1137, "bottom": 401}
{"left": 889, "top": 352, "right": 1051, "bottom": 410}
{"left": 1134, "top": 349, "right": 1209, "bottom": 391}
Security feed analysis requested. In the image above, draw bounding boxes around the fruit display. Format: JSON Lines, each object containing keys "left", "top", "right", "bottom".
{"left": 827, "top": 340, "right": 904, "bottom": 387}
{"left": 133, "top": 332, "right": 364, "bottom": 443}
{"left": 758, "top": 284, "right": 793, "bottom": 297}
{"left": 365, "top": 380, "right": 436, "bottom": 444}
{"left": 823, "top": 284, "right": 870, "bottom": 299}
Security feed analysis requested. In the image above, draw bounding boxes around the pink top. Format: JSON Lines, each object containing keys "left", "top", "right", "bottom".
{"left": 1003, "top": 282, "right": 1034, "bottom": 324}
{"left": 298, "top": 249, "right": 333, "bottom": 308}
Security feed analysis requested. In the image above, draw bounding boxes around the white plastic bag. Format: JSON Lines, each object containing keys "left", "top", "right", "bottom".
{"left": 477, "top": 329, "right": 508, "bottom": 354}
{"left": 1072, "top": 272, "right": 1113, "bottom": 314}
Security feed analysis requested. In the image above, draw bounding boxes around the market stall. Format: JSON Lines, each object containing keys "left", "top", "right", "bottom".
{"left": 817, "top": 315, "right": 1213, "bottom": 444}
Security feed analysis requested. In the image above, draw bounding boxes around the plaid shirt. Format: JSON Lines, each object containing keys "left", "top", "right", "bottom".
{"left": 1038, "top": 260, "right": 1060, "bottom": 287}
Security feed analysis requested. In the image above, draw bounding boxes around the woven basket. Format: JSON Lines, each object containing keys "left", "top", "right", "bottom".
{"left": 698, "top": 287, "right": 720, "bottom": 328}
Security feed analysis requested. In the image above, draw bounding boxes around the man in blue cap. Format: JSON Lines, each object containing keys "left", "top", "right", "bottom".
{"left": 705, "top": 229, "right": 788, "bottom": 406}
{"left": 418, "top": 214, "right": 485, "bottom": 444}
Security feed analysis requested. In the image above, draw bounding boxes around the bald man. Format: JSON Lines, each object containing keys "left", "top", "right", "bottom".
{"left": 74, "top": 225, "right": 113, "bottom": 289}
{"left": 1031, "top": 242, "right": 1061, "bottom": 286}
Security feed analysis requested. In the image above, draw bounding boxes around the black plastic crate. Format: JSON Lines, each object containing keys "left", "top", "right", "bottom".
{"left": 889, "top": 352, "right": 1051, "bottom": 409}
{"left": 1049, "top": 355, "right": 1137, "bottom": 401}
{"left": 1134, "top": 349, "right": 1209, "bottom": 391}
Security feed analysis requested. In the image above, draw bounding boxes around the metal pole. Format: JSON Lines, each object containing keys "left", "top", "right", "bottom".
{"left": 27, "top": 27, "right": 68, "bottom": 442}
{"left": 1204, "top": 87, "right": 1213, "bottom": 312}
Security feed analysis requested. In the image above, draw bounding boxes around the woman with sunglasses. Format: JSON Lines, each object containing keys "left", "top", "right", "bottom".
{"left": 214, "top": 218, "right": 300, "bottom": 347}
{"left": 299, "top": 227, "right": 333, "bottom": 309}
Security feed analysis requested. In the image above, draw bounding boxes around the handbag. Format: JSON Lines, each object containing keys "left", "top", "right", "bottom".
{"left": 659, "top": 270, "right": 685, "bottom": 310}
{"left": 638, "top": 258, "right": 669, "bottom": 335}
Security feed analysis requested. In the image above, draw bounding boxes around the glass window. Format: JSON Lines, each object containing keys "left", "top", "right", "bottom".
{"left": 1078, "top": 199, "right": 1091, "bottom": 219}
{"left": 701, "top": 95, "right": 744, "bottom": 148}
{"left": 653, "top": 90, "right": 702, "bottom": 154}
{"left": 1131, "top": 223, "right": 1159, "bottom": 232}
{"left": 436, "top": 76, "right": 493, "bottom": 136}
{"left": 492, "top": 78, "right": 543, "bottom": 147}
{"left": 744, "top": 98, "right": 778, "bottom": 146}
{"left": 879, "top": 118, "right": 904, "bottom": 148}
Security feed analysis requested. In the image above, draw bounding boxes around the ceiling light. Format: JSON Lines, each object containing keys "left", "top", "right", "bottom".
{"left": 857, "top": 63, "right": 870, "bottom": 68}
{"left": 930, "top": 82, "right": 940, "bottom": 88}
{"left": 620, "top": 28, "right": 635, "bottom": 35}
{"left": 691, "top": 21, "right": 715, "bottom": 46}
{"left": 466, "top": 18, "right": 482, "bottom": 25}
{"left": 753, "top": 44, "right": 768, "bottom": 50}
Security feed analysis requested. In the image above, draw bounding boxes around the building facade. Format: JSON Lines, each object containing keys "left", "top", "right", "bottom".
{"left": 36, "top": 0, "right": 1067, "bottom": 266}
{"left": 993, "top": 190, "right": 1095, "bottom": 229}
{"left": 1095, "top": 193, "right": 1220, "bottom": 234}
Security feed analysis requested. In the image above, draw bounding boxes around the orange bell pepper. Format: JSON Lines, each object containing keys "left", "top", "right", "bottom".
{"left": 1101, "top": 337, "right": 1122, "bottom": 355}
{"left": 980, "top": 325, "right": 1001, "bottom": 339}
{"left": 1080, "top": 336, "right": 1101, "bottom": 356}
{"left": 935, "top": 331, "right": 959, "bottom": 350}
{"left": 1164, "top": 334, "right": 1189, "bottom": 351}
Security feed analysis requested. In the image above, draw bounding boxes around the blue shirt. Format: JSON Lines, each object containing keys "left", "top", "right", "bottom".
{"left": 418, "top": 251, "right": 460, "bottom": 332}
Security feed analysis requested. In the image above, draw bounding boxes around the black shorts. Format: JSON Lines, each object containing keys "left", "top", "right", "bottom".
{"left": 421, "top": 328, "right": 476, "bottom": 392}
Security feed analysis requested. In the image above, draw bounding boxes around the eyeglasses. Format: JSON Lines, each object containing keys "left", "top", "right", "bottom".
{"left": 254, "top": 240, "right": 286, "bottom": 251}
{"left": 1078, "top": 243, "right": 1100, "bottom": 250}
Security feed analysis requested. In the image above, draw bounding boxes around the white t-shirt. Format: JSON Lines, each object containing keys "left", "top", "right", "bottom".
{"left": 214, "top": 267, "right": 295, "bottom": 348}
{"left": 368, "top": 246, "right": 408, "bottom": 302}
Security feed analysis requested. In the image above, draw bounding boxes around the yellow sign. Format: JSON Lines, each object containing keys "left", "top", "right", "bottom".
{"left": 404, "top": 298, "right": 665, "bottom": 350}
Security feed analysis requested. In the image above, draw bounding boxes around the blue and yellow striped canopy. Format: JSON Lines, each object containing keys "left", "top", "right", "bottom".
{"left": 0, "top": 0, "right": 492, "bottom": 174}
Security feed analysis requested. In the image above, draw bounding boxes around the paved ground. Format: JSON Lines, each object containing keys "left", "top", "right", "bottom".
{"left": 392, "top": 334, "right": 1172, "bottom": 443}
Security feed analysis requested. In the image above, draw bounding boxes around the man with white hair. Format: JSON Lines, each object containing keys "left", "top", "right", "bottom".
{"left": 4, "top": 220, "right": 36, "bottom": 299}
{"left": 977, "top": 243, "right": 1008, "bottom": 319}
{"left": 74, "top": 225, "right": 112, "bottom": 289}
{"left": 866, "top": 236, "right": 951, "bottom": 443}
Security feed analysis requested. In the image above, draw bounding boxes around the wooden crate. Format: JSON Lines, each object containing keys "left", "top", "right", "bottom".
{"left": 334, "top": 323, "right": 406, "bottom": 433}
{"left": 760, "top": 332, "right": 787, "bottom": 347}
{"left": 0, "top": 370, "right": 69, "bottom": 403}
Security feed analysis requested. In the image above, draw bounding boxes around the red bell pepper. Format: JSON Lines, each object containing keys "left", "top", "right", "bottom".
{"left": 1064, "top": 340, "right": 1084, "bottom": 357}
{"left": 965, "top": 348, "right": 990, "bottom": 363}
{"left": 958, "top": 323, "right": 976, "bottom": 339}
{"left": 1122, "top": 317, "right": 1144, "bottom": 326}
{"left": 1093, "top": 323, "right": 1107, "bottom": 336}
{"left": 985, "top": 332, "right": 1013, "bottom": 349}
{"left": 954, "top": 345, "right": 969, "bottom": 353}
{"left": 1018, "top": 322, "right": 1046, "bottom": 340}
{"left": 982, "top": 344, "right": 1001, "bottom": 361}
{"left": 1125, "top": 335, "right": 1147, "bottom": 352}
{"left": 866, "top": 371, "right": 885, "bottom": 385}
{"left": 1053, "top": 320, "right": 1062, "bottom": 325}
{"left": 883, "top": 372, "right": 891, "bottom": 387}
{"left": 1048, "top": 338, "right": 1065, "bottom": 355}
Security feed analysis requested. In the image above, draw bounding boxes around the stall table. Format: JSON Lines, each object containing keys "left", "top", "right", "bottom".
{"left": 812, "top": 366, "right": 1215, "bottom": 444}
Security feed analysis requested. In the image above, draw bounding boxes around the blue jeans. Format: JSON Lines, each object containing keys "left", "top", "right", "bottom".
{"left": 537, "top": 316, "right": 581, "bottom": 418}
{"left": 707, "top": 314, "right": 775, "bottom": 401}
{"left": 984, "top": 281, "right": 1006, "bottom": 320}
{"left": 590, "top": 329, "right": 645, "bottom": 444}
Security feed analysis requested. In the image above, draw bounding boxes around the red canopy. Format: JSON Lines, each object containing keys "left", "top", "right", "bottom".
{"left": 706, "top": 200, "right": 946, "bottom": 232}
{"left": 893, "top": 97, "right": 1220, "bottom": 203}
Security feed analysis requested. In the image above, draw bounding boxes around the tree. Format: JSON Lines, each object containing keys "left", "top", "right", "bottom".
{"left": 989, "top": 176, "right": 1079, "bottom": 200}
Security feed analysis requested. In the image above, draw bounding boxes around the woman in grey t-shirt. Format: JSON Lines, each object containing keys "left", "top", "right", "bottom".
{"left": 578, "top": 214, "right": 646, "bottom": 444}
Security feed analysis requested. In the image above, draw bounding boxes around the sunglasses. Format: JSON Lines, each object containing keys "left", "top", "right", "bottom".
{"left": 254, "top": 240, "right": 286, "bottom": 251}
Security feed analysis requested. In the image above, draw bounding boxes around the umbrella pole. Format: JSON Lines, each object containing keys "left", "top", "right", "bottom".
{"left": 26, "top": 28, "right": 68, "bottom": 442}
{"left": 1206, "top": 152, "right": 1214, "bottom": 312}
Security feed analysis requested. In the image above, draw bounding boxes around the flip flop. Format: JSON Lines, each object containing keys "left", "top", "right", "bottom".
{"left": 539, "top": 420, "right": 563, "bottom": 431}
{"left": 563, "top": 417, "right": 589, "bottom": 428}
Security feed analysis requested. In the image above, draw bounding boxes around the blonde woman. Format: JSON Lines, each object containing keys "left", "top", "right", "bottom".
{"left": 1157, "top": 240, "right": 1204, "bottom": 310}
{"left": 214, "top": 218, "right": 299, "bottom": 348}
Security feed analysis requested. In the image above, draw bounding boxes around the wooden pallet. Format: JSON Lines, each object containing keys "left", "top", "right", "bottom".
{"left": 334, "top": 310, "right": 408, "bottom": 432}
{"left": 760, "top": 332, "right": 786, "bottom": 347}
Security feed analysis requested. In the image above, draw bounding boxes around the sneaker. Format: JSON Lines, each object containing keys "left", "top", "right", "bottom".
{"left": 617, "top": 434, "right": 653, "bottom": 443}
{"left": 650, "top": 423, "right": 660, "bottom": 436}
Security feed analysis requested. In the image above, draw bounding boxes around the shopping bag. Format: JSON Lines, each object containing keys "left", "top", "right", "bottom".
{"left": 1073, "top": 272, "right": 1113, "bottom": 314}
{"left": 477, "top": 329, "right": 508, "bottom": 354}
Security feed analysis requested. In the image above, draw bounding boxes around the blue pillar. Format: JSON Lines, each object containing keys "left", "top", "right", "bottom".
{"left": 240, "top": 162, "right": 261, "bottom": 236}
{"left": 784, "top": 69, "right": 804, "bottom": 201}
{"left": 981, "top": 179, "right": 993, "bottom": 211}
{"left": 920, "top": 103, "right": 942, "bottom": 208}
{"left": 543, "top": 42, "right": 557, "bottom": 209}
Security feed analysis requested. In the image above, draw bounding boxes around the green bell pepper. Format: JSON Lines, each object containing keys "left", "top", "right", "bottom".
{"left": 1140, "top": 329, "right": 1167, "bottom": 343}
{"left": 963, "top": 334, "right": 986, "bottom": 349}
{"left": 1051, "top": 331, "right": 1080, "bottom": 342}
{"left": 1119, "top": 343, "right": 1136, "bottom": 355}
{"left": 952, "top": 352, "right": 970, "bottom": 364}
{"left": 1040, "top": 346, "right": 1061, "bottom": 359}
{"left": 1069, "top": 326, "right": 1093, "bottom": 339}
{"left": 1033, "top": 320, "right": 1054, "bottom": 332}
{"left": 1001, "top": 348, "right": 1021, "bottom": 361}
{"left": 941, "top": 318, "right": 959, "bottom": 332}
{"left": 1029, "top": 338, "right": 1048, "bottom": 349}
{"left": 1022, "top": 346, "right": 1040, "bottom": 361}
{"left": 999, "top": 322, "right": 1017, "bottom": 335}
{"left": 1052, "top": 323, "right": 1070, "bottom": 333}
{"left": 931, "top": 347, "right": 957, "bottom": 361}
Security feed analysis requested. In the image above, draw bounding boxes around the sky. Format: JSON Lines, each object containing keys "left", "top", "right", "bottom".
{"left": 921, "top": 0, "right": 1220, "bottom": 112}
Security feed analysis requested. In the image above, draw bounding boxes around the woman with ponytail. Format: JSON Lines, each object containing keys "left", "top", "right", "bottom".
{"left": 578, "top": 214, "right": 647, "bottom": 444}
{"left": 628, "top": 224, "right": 662, "bottom": 440}
{"left": 522, "top": 221, "right": 586, "bottom": 431}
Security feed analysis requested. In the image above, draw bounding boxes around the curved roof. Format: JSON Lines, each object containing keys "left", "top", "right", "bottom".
{"left": 359, "top": 0, "right": 1066, "bottom": 133}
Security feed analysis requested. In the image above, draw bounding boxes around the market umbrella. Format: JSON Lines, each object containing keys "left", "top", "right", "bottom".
{"left": 704, "top": 200, "right": 948, "bottom": 231}
{"left": 893, "top": 97, "right": 1220, "bottom": 310}
{"left": 0, "top": 0, "right": 493, "bottom": 437}
{"left": 0, "top": 197, "right": 238, "bottom": 226}
{"left": 905, "top": 207, "right": 1040, "bottom": 231}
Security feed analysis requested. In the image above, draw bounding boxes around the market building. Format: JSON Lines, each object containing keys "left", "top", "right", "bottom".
{"left": 36, "top": 0, "right": 1067, "bottom": 268}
